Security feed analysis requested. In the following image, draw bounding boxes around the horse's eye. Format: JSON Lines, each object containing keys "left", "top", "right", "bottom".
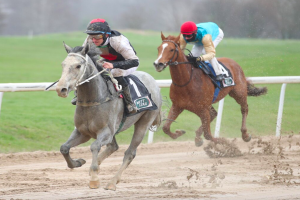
{"left": 170, "top": 49, "right": 174, "bottom": 52}
{"left": 76, "top": 65, "right": 81, "bottom": 69}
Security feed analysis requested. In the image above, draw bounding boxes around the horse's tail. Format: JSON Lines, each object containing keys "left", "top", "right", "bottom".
{"left": 247, "top": 81, "right": 268, "bottom": 97}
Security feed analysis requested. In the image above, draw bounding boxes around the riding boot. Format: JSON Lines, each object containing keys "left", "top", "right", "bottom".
{"left": 71, "top": 90, "right": 77, "bottom": 105}
{"left": 210, "top": 57, "right": 228, "bottom": 81}
{"left": 122, "top": 85, "right": 137, "bottom": 114}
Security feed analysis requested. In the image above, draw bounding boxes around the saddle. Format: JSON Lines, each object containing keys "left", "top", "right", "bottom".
{"left": 102, "top": 73, "right": 158, "bottom": 116}
{"left": 196, "top": 61, "right": 235, "bottom": 89}
{"left": 193, "top": 61, "right": 235, "bottom": 103}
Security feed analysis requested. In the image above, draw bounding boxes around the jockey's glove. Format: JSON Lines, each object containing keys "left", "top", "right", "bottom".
{"left": 186, "top": 56, "right": 197, "bottom": 63}
{"left": 186, "top": 55, "right": 204, "bottom": 63}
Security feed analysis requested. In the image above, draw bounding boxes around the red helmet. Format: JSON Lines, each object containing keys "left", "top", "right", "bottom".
{"left": 85, "top": 18, "right": 111, "bottom": 35}
{"left": 180, "top": 21, "right": 197, "bottom": 35}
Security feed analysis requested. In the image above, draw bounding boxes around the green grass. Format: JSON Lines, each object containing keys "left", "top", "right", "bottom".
{"left": 0, "top": 31, "right": 299, "bottom": 153}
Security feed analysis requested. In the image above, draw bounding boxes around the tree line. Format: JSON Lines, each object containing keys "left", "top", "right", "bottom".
{"left": 0, "top": 0, "right": 299, "bottom": 39}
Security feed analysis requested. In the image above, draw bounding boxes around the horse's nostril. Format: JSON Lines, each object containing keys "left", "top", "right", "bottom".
{"left": 158, "top": 63, "right": 165, "bottom": 68}
{"left": 61, "top": 88, "right": 67, "bottom": 93}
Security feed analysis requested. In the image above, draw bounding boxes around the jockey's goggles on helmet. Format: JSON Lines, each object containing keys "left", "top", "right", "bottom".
{"left": 89, "top": 34, "right": 104, "bottom": 40}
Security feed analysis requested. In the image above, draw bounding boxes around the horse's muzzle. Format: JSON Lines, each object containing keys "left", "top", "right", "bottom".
{"left": 153, "top": 62, "right": 166, "bottom": 72}
{"left": 56, "top": 83, "right": 70, "bottom": 98}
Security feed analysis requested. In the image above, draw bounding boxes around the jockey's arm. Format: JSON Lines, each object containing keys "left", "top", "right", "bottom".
{"left": 197, "top": 34, "right": 216, "bottom": 62}
{"left": 110, "top": 36, "right": 139, "bottom": 69}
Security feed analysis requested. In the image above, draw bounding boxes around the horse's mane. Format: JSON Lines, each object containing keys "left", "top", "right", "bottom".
{"left": 72, "top": 43, "right": 101, "bottom": 58}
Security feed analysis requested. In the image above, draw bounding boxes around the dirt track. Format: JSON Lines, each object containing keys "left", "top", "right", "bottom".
{"left": 1, "top": 135, "right": 300, "bottom": 200}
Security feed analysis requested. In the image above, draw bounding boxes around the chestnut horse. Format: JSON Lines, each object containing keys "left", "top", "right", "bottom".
{"left": 153, "top": 33, "right": 267, "bottom": 146}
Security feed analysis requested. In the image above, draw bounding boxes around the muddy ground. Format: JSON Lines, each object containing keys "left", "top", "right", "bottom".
{"left": 1, "top": 135, "right": 300, "bottom": 200}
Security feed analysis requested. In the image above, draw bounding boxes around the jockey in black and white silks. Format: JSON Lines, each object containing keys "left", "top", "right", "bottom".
{"left": 82, "top": 18, "right": 139, "bottom": 114}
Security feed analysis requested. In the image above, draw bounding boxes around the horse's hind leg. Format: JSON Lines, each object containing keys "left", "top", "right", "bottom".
{"left": 194, "top": 106, "right": 217, "bottom": 146}
{"left": 229, "top": 92, "right": 251, "bottom": 142}
{"left": 163, "top": 104, "right": 185, "bottom": 139}
{"left": 60, "top": 129, "right": 91, "bottom": 169}
{"left": 105, "top": 113, "right": 156, "bottom": 191}
{"left": 97, "top": 136, "right": 119, "bottom": 165}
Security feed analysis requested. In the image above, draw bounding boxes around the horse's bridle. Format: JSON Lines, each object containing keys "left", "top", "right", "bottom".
{"left": 68, "top": 53, "right": 107, "bottom": 88}
{"left": 162, "top": 40, "right": 194, "bottom": 87}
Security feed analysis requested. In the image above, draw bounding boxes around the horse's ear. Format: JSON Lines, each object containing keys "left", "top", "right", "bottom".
{"left": 63, "top": 41, "right": 72, "bottom": 54}
{"left": 161, "top": 31, "right": 166, "bottom": 41}
{"left": 80, "top": 42, "right": 90, "bottom": 56}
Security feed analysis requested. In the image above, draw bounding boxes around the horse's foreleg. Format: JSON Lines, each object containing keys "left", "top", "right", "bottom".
{"left": 198, "top": 107, "right": 218, "bottom": 142}
{"left": 60, "top": 129, "right": 90, "bottom": 169}
{"left": 163, "top": 105, "right": 185, "bottom": 139}
{"left": 89, "top": 127, "right": 113, "bottom": 189}
{"left": 194, "top": 106, "right": 217, "bottom": 146}
{"left": 105, "top": 114, "right": 155, "bottom": 191}
{"left": 97, "top": 136, "right": 119, "bottom": 165}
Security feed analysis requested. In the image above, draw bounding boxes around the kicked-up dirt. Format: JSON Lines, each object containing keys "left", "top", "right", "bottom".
{"left": 1, "top": 135, "right": 300, "bottom": 200}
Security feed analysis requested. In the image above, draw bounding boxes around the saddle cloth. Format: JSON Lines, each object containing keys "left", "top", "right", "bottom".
{"left": 197, "top": 61, "right": 235, "bottom": 102}
{"left": 124, "top": 74, "right": 158, "bottom": 115}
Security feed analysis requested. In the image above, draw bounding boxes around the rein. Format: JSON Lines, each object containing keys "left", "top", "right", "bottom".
{"left": 162, "top": 40, "right": 194, "bottom": 87}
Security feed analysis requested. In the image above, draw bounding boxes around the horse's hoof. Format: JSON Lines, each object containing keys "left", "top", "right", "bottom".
{"left": 76, "top": 158, "right": 86, "bottom": 167}
{"left": 89, "top": 180, "right": 100, "bottom": 189}
{"left": 175, "top": 129, "right": 186, "bottom": 136}
{"left": 195, "top": 137, "right": 203, "bottom": 147}
{"left": 104, "top": 183, "right": 116, "bottom": 191}
{"left": 243, "top": 134, "right": 251, "bottom": 142}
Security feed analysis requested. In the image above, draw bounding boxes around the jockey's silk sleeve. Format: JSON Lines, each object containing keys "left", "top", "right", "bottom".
{"left": 200, "top": 34, "right": 216, "bottom": 61}
{"left": 110, "top": 35, "right": 139, "bottom": 69}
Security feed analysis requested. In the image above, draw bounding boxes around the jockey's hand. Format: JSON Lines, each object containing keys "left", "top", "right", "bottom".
{"left": 186, "top": 56, "right": 197, "bottom": 63}
{"left": 103, "top": 62, "right": 114, "bottom": 69}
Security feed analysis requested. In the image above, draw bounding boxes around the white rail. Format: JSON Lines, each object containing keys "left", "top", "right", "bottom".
{"left": 0, "top": 76, "right": 299, "bottom": 143}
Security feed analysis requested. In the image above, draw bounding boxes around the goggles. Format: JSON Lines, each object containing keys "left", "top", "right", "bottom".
{"left": 183, "top": 34, "right": 194, "bottom": 38}
{"left": 89, "top": 34, "right": 104, "bottom": 40}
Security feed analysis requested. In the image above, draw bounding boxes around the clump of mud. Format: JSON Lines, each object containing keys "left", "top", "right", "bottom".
{"left": 186, "top": 160, "right": 225, "bottom": 189}
{"left": 204, "top": 138, "right": 242, "bottom": 158}
{"left": 158, "top": 180, "right": 178, "bottom": 189}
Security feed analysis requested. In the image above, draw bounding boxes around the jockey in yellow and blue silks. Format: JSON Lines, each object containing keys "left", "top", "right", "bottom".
{"left": 179, "top": 21, "right": 228, "bottom": 81}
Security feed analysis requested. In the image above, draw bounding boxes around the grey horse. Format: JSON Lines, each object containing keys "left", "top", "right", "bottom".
{"left": 56, "top": 42, "right": 162, "bottom": 190}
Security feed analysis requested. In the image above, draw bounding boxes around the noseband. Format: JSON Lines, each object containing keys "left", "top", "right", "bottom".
{"left": 161, "top": 40, "right": 194, "bottom": 87}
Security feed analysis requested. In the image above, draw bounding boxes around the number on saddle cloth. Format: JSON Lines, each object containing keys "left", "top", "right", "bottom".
{"left": 124, "top": 75, "right": 158, "bottom": 115}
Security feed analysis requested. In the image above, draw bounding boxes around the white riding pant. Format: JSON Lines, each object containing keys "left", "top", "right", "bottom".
{"left": 191, "top": 28, "right": 228, "bottom": 76}
{"left": 110, "top": 66, "right": 138, "bottom": 77}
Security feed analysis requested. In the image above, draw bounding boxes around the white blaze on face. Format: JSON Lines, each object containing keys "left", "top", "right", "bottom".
{"left": 154, "top": 43, "right": 168, "bottom": 64}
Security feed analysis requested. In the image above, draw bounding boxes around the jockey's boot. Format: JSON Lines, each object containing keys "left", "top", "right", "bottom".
{"left": 215, "top": 74, "right": 226, "bottom": 81}
{"left": 71, "top": 90, "right": 77, "bottom": 105}
{"left": 122, "top": 85, "right": 137, "bottom": 114}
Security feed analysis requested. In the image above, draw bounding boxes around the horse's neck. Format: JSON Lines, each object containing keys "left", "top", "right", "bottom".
{"left": 77, "top": 62, "right": 108, "bottom": 104}
{"left": 169, "top": 52, "right": 193, "bottom": 84}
